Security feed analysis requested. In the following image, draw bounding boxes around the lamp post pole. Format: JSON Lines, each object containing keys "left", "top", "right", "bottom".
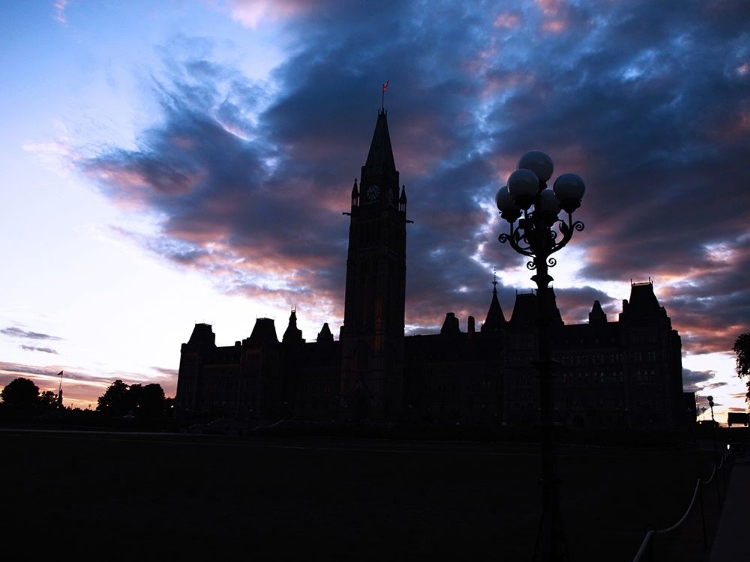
{"left": 495, "top": 151, "right": 586, "bottom": 562}
{"left": 707, "top": 395, "right": 718, "bottom": 459}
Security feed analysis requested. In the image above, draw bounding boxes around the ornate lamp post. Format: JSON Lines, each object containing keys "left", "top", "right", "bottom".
{"left": 495, "top": 150, "right": 586, "bottom": 562}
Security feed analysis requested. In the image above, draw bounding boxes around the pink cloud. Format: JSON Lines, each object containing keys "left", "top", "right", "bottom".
{"left": 225, "top": 0, "right": 314, "bottom": 28}
{"left": 53, "top": 0, "right": 70, "bottom": 24}
{"left": 494, "top": 13, "right": 521, "bottom": 29}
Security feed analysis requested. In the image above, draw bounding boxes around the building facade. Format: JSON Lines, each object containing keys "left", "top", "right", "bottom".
{"left": 175, "top": 109, "right": 686, "bottom": 430}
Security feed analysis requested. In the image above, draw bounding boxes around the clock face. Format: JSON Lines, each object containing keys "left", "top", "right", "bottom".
{"left": 366, "top": 184, "right": 380, "bottom": 202}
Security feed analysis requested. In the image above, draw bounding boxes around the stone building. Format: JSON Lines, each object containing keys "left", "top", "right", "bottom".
{"left": 175, "top": 109, "right": 686, "bottom": 430}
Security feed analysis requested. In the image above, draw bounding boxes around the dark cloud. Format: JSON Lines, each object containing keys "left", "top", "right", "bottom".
{"left": 1, "top": 327, "right": 63, "bottom": 341}
{"left": 77, "top": 1, "right": 750, "bottom": 355}
{"left": 20, "top": 346, "right": 59, "bottom": 354}
{"left": 702, "top": 381, "right": 729, "bottom": 392}
{"left": 682, "top": 368, "right": 715, "bottom": 392}
{"left": 0, "top": 362, "right": 61, "bottom": 379}
{"left": 152, "top": 367, "right": 178, "bottom": 378}
{"left": 0, "top": 363, "right": 111, "bottom": 384}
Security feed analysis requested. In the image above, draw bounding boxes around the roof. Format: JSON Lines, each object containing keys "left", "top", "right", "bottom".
{"left": 187, "top": 323, "right": 216, "bottom": 347}
{"left": 509, "top": 290, "right": 563, "bottom": 329}
{"left": 249, "top": 318, "right": 279, "bottom": 345}
{"left": 621, "top": 281, "right": 667, "bottom": 320}
{"left": 589, "top": 299, "right": 607, "bottom": 323}
{"left": 482, "top": 287, "right": 506, "bottom": 332}
{"left": 361, "top": 109, "right": 398, "bottom": 183}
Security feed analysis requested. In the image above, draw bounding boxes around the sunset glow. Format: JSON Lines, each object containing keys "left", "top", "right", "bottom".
{"left": 1, "top": 0, "right": 749, "bottom": 422}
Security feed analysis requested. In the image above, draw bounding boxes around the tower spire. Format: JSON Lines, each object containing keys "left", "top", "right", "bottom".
{"left": 362, "top": 108, "right": 398, "bottom": 183}
{"left": 482, "top": 269, "right": 506, "bottom": 332}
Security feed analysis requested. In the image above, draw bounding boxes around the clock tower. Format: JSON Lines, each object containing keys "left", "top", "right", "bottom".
{"left": 340, "top": 109, "right": 408, "bottom": 422}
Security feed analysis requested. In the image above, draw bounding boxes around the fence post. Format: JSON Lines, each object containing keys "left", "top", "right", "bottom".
{"left": 715, "top": 464, "right": 722, "bottom": 511}
{"left": 698, "top": 481, "right": 707, "bottom": 548}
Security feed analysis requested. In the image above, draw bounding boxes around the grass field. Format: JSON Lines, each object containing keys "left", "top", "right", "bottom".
{"left": 1, "top": 429, "right": 723, "bottom": 561}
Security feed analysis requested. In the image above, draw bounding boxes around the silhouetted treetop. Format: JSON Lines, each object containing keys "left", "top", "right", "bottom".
{"left": 1, "top": 377, "right": 40, "bottom": 409}
{"left": 733, "top": 333, "right": 750, "bottom": 401}
{"left": 96, "top": 379, "right": 169, "bottom": 418}
{"left": 97, "top": 379, "right": 131, "bottom": 417}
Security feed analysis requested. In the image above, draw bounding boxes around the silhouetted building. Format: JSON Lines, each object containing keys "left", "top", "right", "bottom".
{"left": 175, "top": 109, "right": 686, "bottom": 430}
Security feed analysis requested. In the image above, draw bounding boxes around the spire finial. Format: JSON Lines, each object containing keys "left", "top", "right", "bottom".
{"left": 381, "top": 80, "right": 389, "bottom": 111}
{"left": 493, "top": 267, "right": 498, "bottom": 294}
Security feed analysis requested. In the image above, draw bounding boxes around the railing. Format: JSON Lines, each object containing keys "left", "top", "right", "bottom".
{"left": 630, "top": 446, "right": 735, "bottom": 562}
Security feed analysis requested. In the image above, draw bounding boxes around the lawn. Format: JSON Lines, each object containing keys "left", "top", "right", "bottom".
{"left": 1, "top": 430, "right": 720, "bottom": 561}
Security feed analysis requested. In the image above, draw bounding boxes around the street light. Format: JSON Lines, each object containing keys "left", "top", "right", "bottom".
{"left": 495, "top": 150, "right": 586, "bottom": 562}
{"left": 706, "top": 395, "right": 722, "bottom": 508}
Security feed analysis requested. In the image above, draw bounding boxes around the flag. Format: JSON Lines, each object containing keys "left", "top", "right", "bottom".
{"left": 382, "top": 80, "right": 389, "bottom": 92}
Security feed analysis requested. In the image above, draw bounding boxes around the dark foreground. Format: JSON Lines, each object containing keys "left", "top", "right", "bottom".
{"left": 2, "top": 429, "right": 723, "bottom": 561}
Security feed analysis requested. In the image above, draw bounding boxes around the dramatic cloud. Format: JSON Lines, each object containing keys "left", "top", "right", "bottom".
{"left": 70, "top": 1, "right": 749, "bottom": 388}
{"left": 682, "top": 369, "right": 715, "bottom": 393}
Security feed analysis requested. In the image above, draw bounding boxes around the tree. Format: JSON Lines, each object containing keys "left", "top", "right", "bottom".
{"left": 1, "top": 377, "right": 40, "bottom": 409}
{"left": 95, "top": 380, "right": 169, "bottom": 419}
{"left": 38, "top": 390, "right": 60, "bottom": 409}
{"left": 732, "top": 332, "right": 750, "bottom": 401}
{"left": 97, "top": 379, "right": 132, "bottom": 416}
{"left": 128, "top": 383, "right": 143, "bottom": 413}
{"left": 138, "top": 383, "right": 166, "bottom": 418}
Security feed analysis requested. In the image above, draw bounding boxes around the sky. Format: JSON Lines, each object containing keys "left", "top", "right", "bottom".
{"left": 1, "top": 0, "right": 748, "bottom": 422}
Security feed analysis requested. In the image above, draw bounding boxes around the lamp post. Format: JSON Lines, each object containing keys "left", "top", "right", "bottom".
{"left": 706, "top": 395, "right": 722, "bottom": 508}
{"left": 707, "top": 395, "right": 718, "bottom": 457}
{"left": 495, "top": 150, "right": 586, "bottom": 562}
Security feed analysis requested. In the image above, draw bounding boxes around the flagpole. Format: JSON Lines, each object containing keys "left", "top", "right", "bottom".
{"left": 57, "top": 371, "right": 64, "bottom": 408}
{"left": 381, "top": 80, "right": 389, "bottom": 111}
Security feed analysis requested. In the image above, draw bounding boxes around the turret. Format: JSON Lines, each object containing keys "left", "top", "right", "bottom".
{"left": 440, "top": 312, "right": 461, "bottom": 336}
{"left": 482, "top": 272, "right": 506, "bottom": 332}
{"left": 399, "top": 185, "right": 407, "bottom": 213}
{"left": 351, "top": 179, "right": 359, "bottom": 208}
{"left": 588, "top": 300, "right": 607, "bottom": 324}
{"left": 282, "top": 309, "right": 304, "bottom": 343}
{"left": 317, "top": 323, "right": 334, "bottom": 343}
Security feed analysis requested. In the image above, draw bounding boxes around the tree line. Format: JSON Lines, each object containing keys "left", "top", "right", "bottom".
{"left": 0, "top": 377, "right": 173, "bottom": 420}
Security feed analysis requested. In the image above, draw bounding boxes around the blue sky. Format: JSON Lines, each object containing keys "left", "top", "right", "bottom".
{"left": 1, "top": 0, "right": 748, "bottom": 422}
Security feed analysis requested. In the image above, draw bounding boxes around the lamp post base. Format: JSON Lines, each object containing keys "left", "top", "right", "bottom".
{"left": 532, "top": 413, "right": 569, "bottom": 561}
{"left": 533, "top": 500, "right": 570, "bottom": 562}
